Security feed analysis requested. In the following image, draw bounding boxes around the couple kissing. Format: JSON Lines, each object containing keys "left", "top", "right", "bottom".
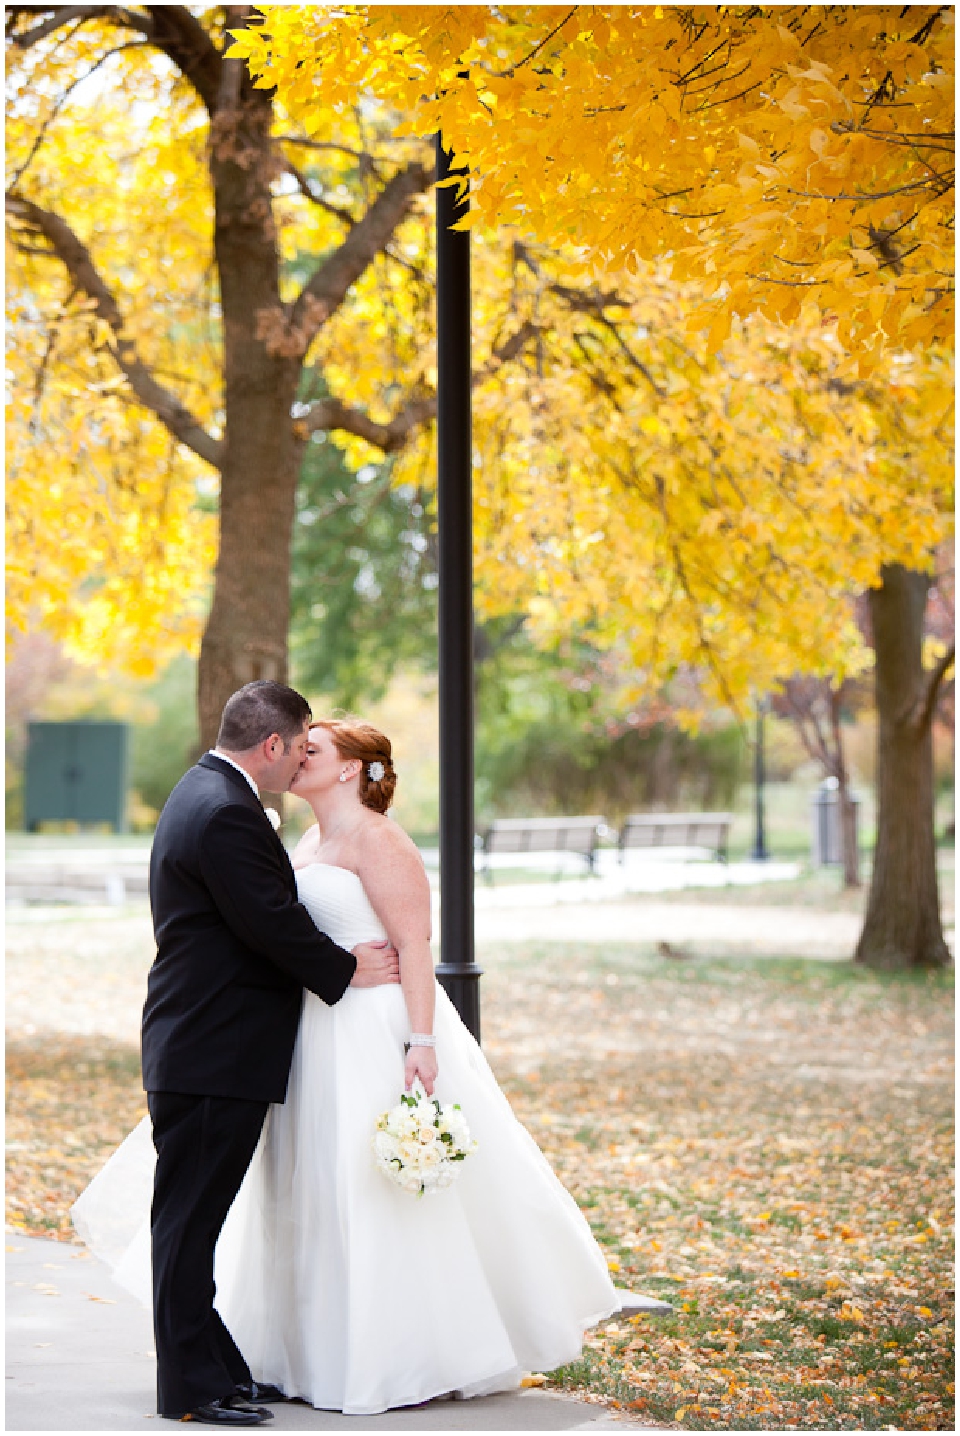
{"left": 73, "top": 679, "right": 620, "bottom": 1422}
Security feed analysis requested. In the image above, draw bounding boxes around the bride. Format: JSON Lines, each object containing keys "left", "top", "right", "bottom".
{"left": 73, "top": 717, "right": 620, "bottom": 1417}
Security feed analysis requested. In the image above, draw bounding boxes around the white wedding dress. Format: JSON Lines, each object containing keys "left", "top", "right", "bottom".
{"left": 72, "top": 863, "right": 619, "bottom": 1415}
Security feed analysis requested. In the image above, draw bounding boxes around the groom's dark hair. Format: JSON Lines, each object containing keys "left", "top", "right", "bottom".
{"left": 216, "top": 681, "right": 312, "bottom": 752}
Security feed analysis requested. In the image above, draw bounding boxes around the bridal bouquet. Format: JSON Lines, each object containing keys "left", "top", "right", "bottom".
{"left": 373, "top": 1085, "right": 477, "bottom": 1197}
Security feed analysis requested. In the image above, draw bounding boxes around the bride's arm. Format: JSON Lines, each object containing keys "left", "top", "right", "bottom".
{"left": 356, "top": 825, "right": 438, "bottom": 1095}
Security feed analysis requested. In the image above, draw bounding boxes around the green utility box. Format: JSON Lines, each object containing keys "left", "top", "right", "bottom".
{"left": 24, "top": 721, "right": 129, "bottom": 832}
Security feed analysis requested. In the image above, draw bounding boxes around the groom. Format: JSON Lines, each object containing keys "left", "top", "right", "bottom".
{"left": 142, "top": 680, "right": 400, "bottom": 1426}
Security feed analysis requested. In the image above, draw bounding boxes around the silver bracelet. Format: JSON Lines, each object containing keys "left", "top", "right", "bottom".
{"left": 408, "top": 1033, "right": 436, "bottom": 1048}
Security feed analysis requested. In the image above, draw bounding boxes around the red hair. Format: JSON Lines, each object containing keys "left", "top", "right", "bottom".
{"left": 313, "top": 718, "right": 396, "bottom": 814}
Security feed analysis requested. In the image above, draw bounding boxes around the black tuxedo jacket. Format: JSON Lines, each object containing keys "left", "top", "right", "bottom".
{"left": 142, "top": 753, "right": 357, "bottom": 1102}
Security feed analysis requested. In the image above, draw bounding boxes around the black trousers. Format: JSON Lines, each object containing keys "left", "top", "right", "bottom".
{"left": 147, "top": 1091, "right": 269, "bottom": 1417}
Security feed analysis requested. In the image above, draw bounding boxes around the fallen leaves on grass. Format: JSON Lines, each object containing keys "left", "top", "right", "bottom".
{"left": 4, "top": 926, "right": 954, "bottom": 1431}
{"left": 6, "top": 1035, "right": 146, "bottom": 1239}
{"left": 482, "top": 946, "right": 955, "bottom": 1431}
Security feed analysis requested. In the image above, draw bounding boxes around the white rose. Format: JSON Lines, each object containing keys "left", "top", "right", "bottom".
{"left": 374, "top": 1131, "right": 398, "bottom": 1162}
{"left": 442, "top": 1106, "right": 469, "bottom": 1139}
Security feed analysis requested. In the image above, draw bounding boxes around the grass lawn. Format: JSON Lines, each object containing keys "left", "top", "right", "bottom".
{"left": 642, "top": 846, "right": 955, "bottom": 919}
{"left": 5, "top": 923, "right": 954, "bottom": 1430}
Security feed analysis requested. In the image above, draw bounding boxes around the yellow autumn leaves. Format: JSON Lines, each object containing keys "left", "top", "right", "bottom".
{"left": 391, "top": 239, "right": 951, "bottom": 712}
{"left": 6, "top": 70, "right": 219, "bottom": 672}
{"left": 224, "top": 4, "right": 954, "bottom": 709}
{"left": 5, "top": 7, "right": 953, "bottom": 692}
{"left": 238, "top": 5, "right": 954, "bottom": 356}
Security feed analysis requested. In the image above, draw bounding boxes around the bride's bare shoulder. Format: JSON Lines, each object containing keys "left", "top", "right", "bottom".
{"left": 360, "top": 811, "right": 425, "bottom": 868}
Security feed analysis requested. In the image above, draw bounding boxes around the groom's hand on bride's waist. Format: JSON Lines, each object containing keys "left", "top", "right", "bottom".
{"left": 349, "top": 939, "right": 401, "bottom": 987}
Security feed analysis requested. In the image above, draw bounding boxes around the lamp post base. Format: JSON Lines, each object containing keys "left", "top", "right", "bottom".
{"left": 435, "top": 963, "right": 483, "bottom": 1043}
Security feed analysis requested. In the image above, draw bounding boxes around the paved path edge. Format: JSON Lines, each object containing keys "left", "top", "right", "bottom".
{"left": 7, "top": 1233, "right": 664, "bottom": 1432}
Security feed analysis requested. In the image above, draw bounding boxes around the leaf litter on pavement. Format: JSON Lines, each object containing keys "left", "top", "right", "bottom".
{"left": 5, "top": 914, "right": 954, "bottom": 1430}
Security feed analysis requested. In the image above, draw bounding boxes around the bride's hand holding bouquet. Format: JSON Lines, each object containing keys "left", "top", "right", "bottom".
{"left": 404, "top": 1033, "right": 438, "bottom": 1096}
{"left": 373, "top": 1077, "right": 477, "bottom": 1198}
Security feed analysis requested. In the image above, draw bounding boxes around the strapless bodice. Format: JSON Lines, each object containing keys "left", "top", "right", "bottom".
{"left": 295, "top": 863, "right": 388, "bottom": 948}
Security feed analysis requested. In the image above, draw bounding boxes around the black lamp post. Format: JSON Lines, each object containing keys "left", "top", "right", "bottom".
{"left": 433, "top": 135, "right": 482, "bottom": 1041}
{"left": 751, "top": 698, "right": 769, "bottom": 862}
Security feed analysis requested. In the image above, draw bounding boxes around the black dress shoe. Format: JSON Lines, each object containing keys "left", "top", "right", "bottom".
{"left": 235, "top": 1382, "right": 286, "bottom": 1405}
{"left": 179, "top": 1394, "right": 273, "bottom": 1425}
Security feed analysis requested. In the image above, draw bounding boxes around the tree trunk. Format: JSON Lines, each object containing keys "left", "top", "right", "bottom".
{"left": 7, "top": 6, "right": 436, "bottom": 762}
{"left": 839, "top": 785, "right": 860, "bottom": 889}
{"left": 197, "top": 423, "right": 303, "bottom": 748}
{"left": 197, "top": 76, "right": 303, "bottom": 749}
{"left": 855, "top": 565, "right": 950, "bottom": 969}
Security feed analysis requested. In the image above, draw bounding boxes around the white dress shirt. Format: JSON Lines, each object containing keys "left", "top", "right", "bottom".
{"left": 209, "top": 749, "right": 260, "bottom": 798}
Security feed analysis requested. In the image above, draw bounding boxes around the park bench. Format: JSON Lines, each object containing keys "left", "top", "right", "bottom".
{"left": 477, "top": 816, "right": 606, "bottom": 883}
{"left": 618, "top": 812, "right": 733, "bottom": 863}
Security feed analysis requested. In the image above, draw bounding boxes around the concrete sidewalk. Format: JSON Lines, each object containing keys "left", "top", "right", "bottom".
{"left": 6, "top": 837, "right": 799, "bottom": 908}
{"left": 7, "top": 1235, "right": 659, "bottom": 1433}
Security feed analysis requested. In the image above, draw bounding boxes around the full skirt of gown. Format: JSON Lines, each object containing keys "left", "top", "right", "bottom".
{"left": 72, "top": 862, "right": 619, "bottom": 1416}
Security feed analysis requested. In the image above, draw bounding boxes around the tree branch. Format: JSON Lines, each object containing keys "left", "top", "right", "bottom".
{"left": 913, "top": 642, "right": 955, "bottom": 736}
{"left": 7, "top": 6, "right": 223, "bottom": 113}
{"left": 489, "top": 6, "right": 578, "bottom": 76}
{"left": 8, "top": 41, "right": 148, "bottom": 188}
{"left": 280, "top": 154, "right": 356, "bottom": 227}
{"left": 6, "top": 192, "right": 223, "bottom": 468}
{"left": 296, "top": 319, "right": 542, "bottom": 450}
{"left": 516, "top": 267, "right": 663, "bottom": 393}
{"left": 828, "top": 684, "right": 849, "bottom": 787}
{"left": 143, "top": 5, "right": 222, "bottom": 113}
{"left": 289, "top": 160, "right": 433, "bottom": 349}
{"left": 297, "top": 394, "right": 436, "bottom": 453}
{"left": 482, "top": 319, "right": 543, "bottom": 375}
{"left": 6, "top": 6, "right": 139, "bottom": 49}
{"left": 274, "top": 135, "right": 369, "bottom": 161}
{"left": 779, "top": 683, "right": 834, "bottom": 771}
{"left": 30, "top": 286, "right": 77, "bottom": 430}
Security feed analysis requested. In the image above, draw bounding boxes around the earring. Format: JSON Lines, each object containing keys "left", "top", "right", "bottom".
{"left": 339, "top": 773, "right": 347, "bottom": 783}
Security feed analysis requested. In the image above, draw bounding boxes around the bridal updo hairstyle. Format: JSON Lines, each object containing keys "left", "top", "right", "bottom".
{"left": 316, "top": 718, "right": 397, "bottom": 815}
